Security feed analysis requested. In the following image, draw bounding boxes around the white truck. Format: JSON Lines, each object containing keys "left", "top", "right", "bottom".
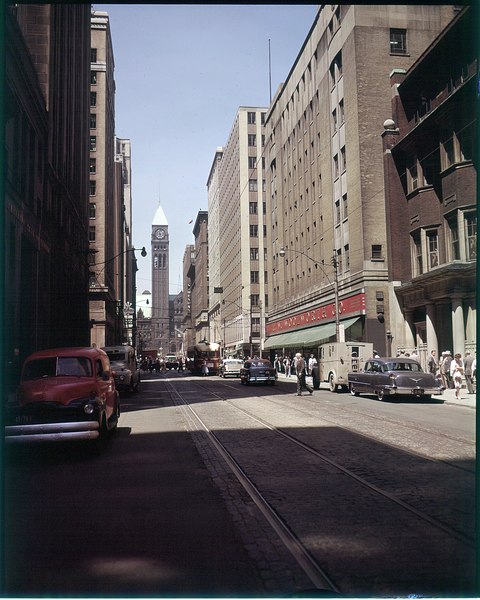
{"left": 313, "top": 341, "right": 374, "bottom": 392}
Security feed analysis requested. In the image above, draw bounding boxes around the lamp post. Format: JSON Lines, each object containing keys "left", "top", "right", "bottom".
{"left": 278, "top": 247, "right": 341, "bottom": 343}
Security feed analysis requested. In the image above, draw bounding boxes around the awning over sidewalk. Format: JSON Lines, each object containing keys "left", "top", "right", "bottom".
{"left": 263, "top": 317, "right": 360, "bottom": 350}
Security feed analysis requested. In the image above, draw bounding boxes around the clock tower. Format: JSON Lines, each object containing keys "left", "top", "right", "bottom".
{"left": 151, "top": 204, "right": 169, "bottom": 355}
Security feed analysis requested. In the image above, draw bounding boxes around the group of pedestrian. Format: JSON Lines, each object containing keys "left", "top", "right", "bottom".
{"left": 428, "top": 349, "right": 476, "bottom": 399}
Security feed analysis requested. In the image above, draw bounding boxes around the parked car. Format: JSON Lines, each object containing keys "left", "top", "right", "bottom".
{"left": 240, "top": 358, "right": 277, "bottom": 385}
{"left": 103, "top": 345, "right": 140, "bottom": 392}
{"left": 218, "top": 358, "right": 243, "bottom": 378}
{"left": 348, "top": 357, "right": 443, "bottom": 401}
{"left": 4, "top": 347, "right": 120, "bottom": 443}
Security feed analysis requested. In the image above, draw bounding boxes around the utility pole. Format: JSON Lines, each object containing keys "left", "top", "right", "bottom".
{"left": 331, "top": 251, "right": 340, "bottom": 343}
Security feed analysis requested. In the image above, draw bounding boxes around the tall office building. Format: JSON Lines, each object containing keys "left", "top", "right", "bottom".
{"left": 89, "top": 10, "right": 123, "bottom": 347}
{"left": 208, "top": 107, "right": 268, "bottom": 357}
{"left": 5, "top": 4, "right": 91, "bottom": 387}
{"left": 264, "top": 4, "right": 458, "bottom": 356}
{"left": 151, "top": 204, "right": 170, "bottom": 355}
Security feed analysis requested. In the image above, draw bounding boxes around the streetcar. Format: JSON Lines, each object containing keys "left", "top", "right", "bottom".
{"left": 187, "top": 341, "right": 221, "bottom": 375}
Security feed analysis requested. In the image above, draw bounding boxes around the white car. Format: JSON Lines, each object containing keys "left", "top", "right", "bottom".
{"left": 218, "top": 359, "right": 243, "bottom": 378}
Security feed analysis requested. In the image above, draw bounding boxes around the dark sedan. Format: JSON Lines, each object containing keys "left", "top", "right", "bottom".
{"left": 348, "top": 357, "right": 443, "bottom": 401}
{"left": 240, "top": 358, "right": 277, "bottom": 385}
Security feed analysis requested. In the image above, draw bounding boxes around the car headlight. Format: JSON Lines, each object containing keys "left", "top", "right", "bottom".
{"left": 84, "top": 403, "right": 95, "bottom": 414}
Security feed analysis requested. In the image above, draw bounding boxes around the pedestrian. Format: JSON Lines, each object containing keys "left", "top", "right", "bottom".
{"left": 308, "top": 354, "right": 317, "bottom": 375}
{"left": 283, "top": 356, "right": 291, "bottom": 377}
{"left": 463, "top": 351, "right": 475, "bottom": 394}
{"left": 450, "top": 353, "right": 464, "bottom": 399}
{"left": 294, "top": 352, "right": 313, "bottom": 396}
{"left": 427, "top": 350, "right": 438, "bottom": 375}
{"left": 201, "top": 359, "right": 209, "bottom": 377}
{"left": 442, "top": 351, "right": 453, "bottom": 388}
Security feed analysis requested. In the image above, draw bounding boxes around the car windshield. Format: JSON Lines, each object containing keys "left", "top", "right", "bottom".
{"left": 22, "top": 356, "right": 93, "bottom": 380}
{"left": 385, "top": 362, "right": 423, "bottom": 372}
{"left": 106, "top": 352, "right": 127, "bottom": 365}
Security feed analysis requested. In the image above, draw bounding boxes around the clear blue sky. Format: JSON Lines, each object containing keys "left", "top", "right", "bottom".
{"left": 96, "top": 4, "right": 319, "bottom": 294}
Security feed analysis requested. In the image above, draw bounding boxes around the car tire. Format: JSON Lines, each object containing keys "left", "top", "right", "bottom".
{"left": 350, "top": 384, "right": 359, "bottom": 397}
{"left": 376, "top": 389, "right": 385, "bottom": 401}
{"left": 328, "top": 373, "right": 337, "bottom": 393}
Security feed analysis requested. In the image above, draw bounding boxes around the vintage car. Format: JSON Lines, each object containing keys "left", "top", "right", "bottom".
{"left": 240, "top": 358, "right": 277, "bottom": 385}
{"left": 103, "top": 345, "right": 140, "bottom": 392}
{"left": 218, "top": 358, "right": 243, "bottom": 378}
{"left": 165, "top": 355, "right": 180, "bottom": 370}
{"left": 4, "top": 347, "right": 120, "bottom": 443}
{"left": 348, "top": 357, "right": 443, "bottom": 401}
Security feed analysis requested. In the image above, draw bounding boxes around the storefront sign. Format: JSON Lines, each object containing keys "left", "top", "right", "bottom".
{"left": 265, "top": 292, "right": 366, "bottom": 336}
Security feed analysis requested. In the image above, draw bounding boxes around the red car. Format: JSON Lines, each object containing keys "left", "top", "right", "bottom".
{"left": 5, "top": 347, "right": 120, "bottom": 443}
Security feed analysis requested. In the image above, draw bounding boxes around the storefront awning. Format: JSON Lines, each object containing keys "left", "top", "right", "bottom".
{"left": 263, "top": 317, "right": 360, "bottom": 350}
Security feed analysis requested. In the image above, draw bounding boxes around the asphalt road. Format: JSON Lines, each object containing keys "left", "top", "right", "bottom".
{"left": 3, "top": 370, "right": 476, "bottom": 597}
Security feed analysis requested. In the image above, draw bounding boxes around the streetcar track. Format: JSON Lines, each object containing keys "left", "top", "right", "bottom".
{"left": 182, "top": 380, "right": 475, "bottom": 549}
{"left": 165, "top": 381, "right": 342, "bottom": 595}
{"left": 258, "top": 394, "right": 476, "bottom": 475}
{"left": 199, "top": 379, "right": 475, "bottom": 471}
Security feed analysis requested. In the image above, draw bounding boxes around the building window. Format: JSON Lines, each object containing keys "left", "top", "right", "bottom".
{"left": 89, "top": 180, "right": 96, "bottom": 196}
{"left": 90, "top": 136, "right": 96, "bottom": 151}
{"left": 447, "top": 216, "right": 460, "bottom": 260}
{"left": 333, "top": 154, "right": 339, "bottom": 179}
{"left": 335, "top": 200, "right": 341, "bottom": 224}
{"left": 407, "top": 158, "right": 419, "bottom": 192}
{"left": 251, "top": 317, "right": 261, "bottom": 333}
{"left": 247, "top": 111, "right": 256, "bottom": 124}
{"left": 250, "top": 271, "right": 259, "bottom": 283}
{"left": 249, "top": 202, "right": 257, "bottom": 214}
{"left": 344, "top": 244, "right": 350, "bottom": 270}
{"left": 339, "top": 99, "right": 345, "bottom": 124}
{"left": 88, "top": 226, "right": 96, "bottom": 242}
{"left": 390, "top": 28, "right": 407, "bottom": 55}
{"left": 248, "top": 134, "right": 256, "bottom": 147}
{"left": 249, "top": 179, "right": 258, "bottom": 192}
{"left": 251, "top": 294, "right": 260, "bottom": 307}
{"left": 249, "top": 224, "right": 258, "bottom": 237}
{"left": 90, "top": 71, "right": 97, "bottom": 85}
{"left": 89, "top": 202, "right": 96, "bottom": 219}
{"left": 427, "top": 230, "right": 439, "bottom": 269}
{"left": 412, "top": 233, "right": 423, "bottom": 276}
{"left": 250, "top": 247, "right": 259, "bottom": 260}
{"left": 372, "top": 244, "right": 383, "bottom": 260}
{"left": 441, "top": 134, "right": 455, "bottom": 170}
{"left": 332, "top": 109, "right": 337, "bottom": 133}
{"left": 89, "top": 158, "right": 96, "bottom": 173}
{"left": 465, "top": 212, "right": 477, "bottom": 260}
{"left": 342, "top": 193, "right": 348, "bottom": 219}
{"left": 340, "top": 146, "right": 346, "bottom": 172}
{"left": 90, "top": 91, "right": 97, "bottom": 107}
{"left": 90, "top": 113, "right": 96, "bottom": 129}
{"left": 248, "top": 156, "right": 257, "bottom": 169}
{"left": 91, "top": 48, "right": 97, "bottom": 63}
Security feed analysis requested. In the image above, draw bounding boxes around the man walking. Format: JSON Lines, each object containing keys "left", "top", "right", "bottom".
{"left": 295, "top": 353, "right": 313, "bottom": 396}
{"left": 464, "top": 351, "right": 476, "bottom": 394}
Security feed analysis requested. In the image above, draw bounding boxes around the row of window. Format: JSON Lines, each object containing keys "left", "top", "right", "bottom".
{"left": 249, "top": 201, "right": 267, "bottom": 215}
{"left": 411, "top": 210, "right": 476, "bottom": 276}
{"left": 248, "top": 180, "right": 266, "bottom": 193}
{"left": 404, "top": 124, "right": 474, "bottom": 193}
{"left": 247, "top": 112, "right": 266, "bottom": 125}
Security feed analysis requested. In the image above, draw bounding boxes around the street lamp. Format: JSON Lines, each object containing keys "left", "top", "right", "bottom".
{"left": 278, "top": 246, "right": 340, "bottom": 343}
{"left": 93, "top": 246, "right": 147, "bottom": 266}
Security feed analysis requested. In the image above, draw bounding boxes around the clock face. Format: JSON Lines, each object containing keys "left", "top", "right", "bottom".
{"left": 155, "top": 229, "right": 165, "bottom": 239}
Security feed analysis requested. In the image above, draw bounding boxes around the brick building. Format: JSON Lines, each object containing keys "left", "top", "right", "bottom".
{"left": 382, "top": 5, "right": 476, "bottom": 362}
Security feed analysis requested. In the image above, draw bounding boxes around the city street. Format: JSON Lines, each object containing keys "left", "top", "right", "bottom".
{"left": 3, "top": 371, "right": 476, "bottom": 597}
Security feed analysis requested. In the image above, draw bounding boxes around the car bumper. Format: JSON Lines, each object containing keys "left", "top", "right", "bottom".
{"left": 383, "top": 386, "right": 443, "bottom": 396}
{"left": 5, "top": 421, "right": 100, "bottom": 443}
{"left": 248, "top": 375, "right": 277, "bottom": 382}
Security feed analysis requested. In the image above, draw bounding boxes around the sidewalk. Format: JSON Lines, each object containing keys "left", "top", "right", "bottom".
{"left": 276, "top": 372, "right": 476, "bottom": 409}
